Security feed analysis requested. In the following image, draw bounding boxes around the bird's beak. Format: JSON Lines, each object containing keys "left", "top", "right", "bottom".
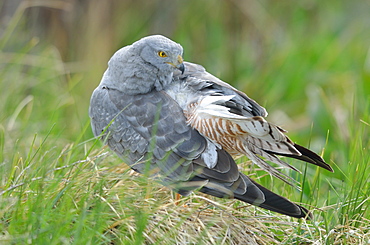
{"left": 177, "top": 62, "right": 185, "bottom": 74}
{"left": 167, "top": 55, "right": 185, "bottom": 74}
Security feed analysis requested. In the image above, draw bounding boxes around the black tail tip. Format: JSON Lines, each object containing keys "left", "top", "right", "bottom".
{"left": 293, "top": 144, "right": 334, "bottom": 173}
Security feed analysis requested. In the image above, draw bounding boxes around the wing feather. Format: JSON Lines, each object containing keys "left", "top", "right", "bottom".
{"left": 90, "top": 85, "right": 205, "bottom": 182}
{"left": 171, "top": 61, "right": 332, "bottom": 187}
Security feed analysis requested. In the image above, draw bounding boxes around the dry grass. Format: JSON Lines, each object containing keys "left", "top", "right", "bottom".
{"left": 48, "top": 150, "right": 368, "bottom": 245}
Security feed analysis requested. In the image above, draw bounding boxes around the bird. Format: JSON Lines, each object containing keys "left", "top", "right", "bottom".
{"left": 89, "top": 35, "right": 333, "bottom": 219}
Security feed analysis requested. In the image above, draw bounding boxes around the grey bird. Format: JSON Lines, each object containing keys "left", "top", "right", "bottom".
{"left": 89, "top": 35, "right": 333, "bottom": 219}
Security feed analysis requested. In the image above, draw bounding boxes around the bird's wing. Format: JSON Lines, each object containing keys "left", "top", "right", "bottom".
{"left": 89, "top": 84, "right": 311, "bottom": 219}
{"left": 89, "top": 84, "right": 250, "bottom": 198}
{"left": 172, "top": 61, "right": 332, "bottom": 185}
{"left": 89, "top": 84, "right": 207, "bottom": 183}
{"left": 90, "top": 85, "right": 255, "bottom": 189}
{"left": 176, "top": 62, "right": 268, "bottom": 117}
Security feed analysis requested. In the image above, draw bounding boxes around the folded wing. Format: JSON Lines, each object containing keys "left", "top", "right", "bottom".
{"left": 171, "top": 62, "right": 333, "bottom": 185}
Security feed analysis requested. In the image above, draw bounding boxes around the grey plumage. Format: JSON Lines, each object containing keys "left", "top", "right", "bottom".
{"left": 89, "top": 35, "right": 333, "bottom": 219}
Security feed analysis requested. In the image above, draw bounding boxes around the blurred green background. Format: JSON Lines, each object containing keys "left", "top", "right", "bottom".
{"left": 0, "top": 0, "right": 369, "bottom": 244}
{"left": 1, "top": 0, "right": 369, "bottom": 173}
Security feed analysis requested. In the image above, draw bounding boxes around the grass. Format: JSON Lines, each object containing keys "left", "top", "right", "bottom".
{"left": 0, "top": 0, "right": 369, "bottom": 244}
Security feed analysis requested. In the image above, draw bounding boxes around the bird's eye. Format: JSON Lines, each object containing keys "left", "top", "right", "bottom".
{"left": 158, "top": 51, "right": 167, "bottom": 57}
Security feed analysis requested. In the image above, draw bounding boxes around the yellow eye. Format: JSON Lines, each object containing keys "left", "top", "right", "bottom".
{"left": 158, "top": 51, "right": 167, "bottom": 57}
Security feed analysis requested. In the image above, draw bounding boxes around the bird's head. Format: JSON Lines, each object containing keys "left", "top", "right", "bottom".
{"left": 103, "top": 35, "right": 185, "bottom": 94}
{"left": 132, "top": 35, "right": 185, "bottom": 74}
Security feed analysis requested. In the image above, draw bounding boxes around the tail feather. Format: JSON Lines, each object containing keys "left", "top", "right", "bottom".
{"left": 235, "top": 177, "right": 312, "bottom": 219}
{"left": 243, "top": 145, "right": 299, "bottom": 186}
{"left": 190, "top": 173, "right": 312, "bottom": 219}
{"left": 245, "top": 135, "right": 333, "bottom": 186}
{"left": 265, "top": 143, "right": 333, "bottom": 172}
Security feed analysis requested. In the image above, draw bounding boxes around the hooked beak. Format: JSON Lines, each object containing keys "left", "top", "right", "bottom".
{"left": 177, "top": 62, "right": 185, "bottom": 74}
{"left": 167, "top": 55, "right": 185, "bottom": 74}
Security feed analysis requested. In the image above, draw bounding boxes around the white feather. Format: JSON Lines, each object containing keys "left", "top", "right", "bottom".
{"left": 201, "top": 140, "right": 219, "bottom": 169}
{"left": 197, "top": 96, "right": 246, "bottom": 119}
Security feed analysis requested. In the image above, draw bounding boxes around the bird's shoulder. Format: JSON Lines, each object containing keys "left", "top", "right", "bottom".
{"left": 172, "top": 62, "right": 268, "bottom": 118}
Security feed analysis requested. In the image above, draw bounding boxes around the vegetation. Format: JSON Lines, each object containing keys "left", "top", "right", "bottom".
{"left": 0, "top": 0, "right": 369, "bottom": 244}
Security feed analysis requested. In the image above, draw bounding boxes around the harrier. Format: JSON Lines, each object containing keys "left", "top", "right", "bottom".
{"left": 89, "top": 35, "right": 333, "bottom": 218}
